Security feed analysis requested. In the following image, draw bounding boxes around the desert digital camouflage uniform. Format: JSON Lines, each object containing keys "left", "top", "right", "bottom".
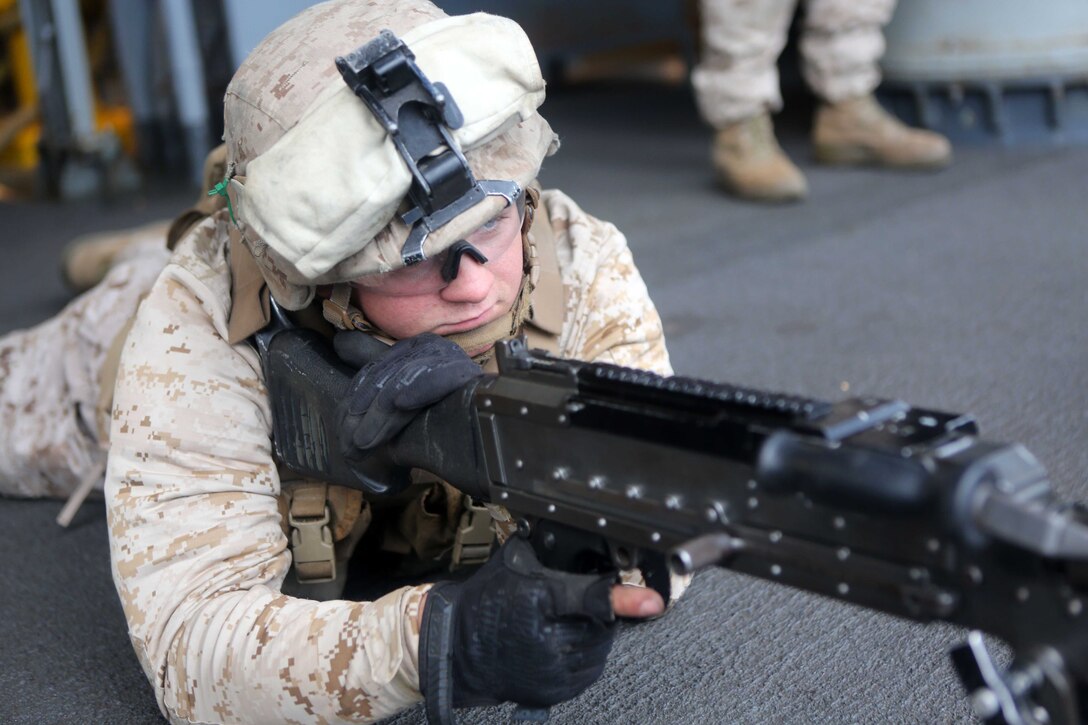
{"left": 692, "top": 0, "right": 898, "bottom": 127}
{"left": 0, "top": 142, "right": 223, "bottom": 505}
{"left": 105, "top": 183, "right": 670, "bottom": 724}
{"left": 0, "top": 229, "right": 168, "bottom": 500}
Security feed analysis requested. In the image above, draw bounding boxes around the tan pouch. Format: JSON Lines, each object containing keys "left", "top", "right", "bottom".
{"left": 393, "top": 478, "right": 466, "bottom": 562}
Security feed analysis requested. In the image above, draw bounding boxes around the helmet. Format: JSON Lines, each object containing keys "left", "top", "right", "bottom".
{"left": 223, "top": 0, "right": 558, "bottom": 309}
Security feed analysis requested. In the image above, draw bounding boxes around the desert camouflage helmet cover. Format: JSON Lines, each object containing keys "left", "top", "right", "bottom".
{"left": 223, "top": 0, "right": 558, "bottom": 309}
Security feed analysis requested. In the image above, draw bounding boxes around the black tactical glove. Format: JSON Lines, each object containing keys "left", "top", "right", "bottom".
{"left": 334, "top": 331, "right": 490, "bottom": 499}
{"left": 336, "top": 332, "right": 485, "bottom": 450}
{"left": 419, "top": 534, "right": 617, "bottom": 723}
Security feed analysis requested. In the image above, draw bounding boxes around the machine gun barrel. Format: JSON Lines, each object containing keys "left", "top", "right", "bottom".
{"left": 474, "top": 339, "right": 1088, "bottom": 725}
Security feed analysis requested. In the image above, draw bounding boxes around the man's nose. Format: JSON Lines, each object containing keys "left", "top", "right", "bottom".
{"left": 439, "top": 254, "right": 492, "bottom": 304}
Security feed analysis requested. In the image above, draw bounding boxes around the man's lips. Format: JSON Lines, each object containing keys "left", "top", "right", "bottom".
{"left": 435, "top": 304, "right": 500, "bottom": 335}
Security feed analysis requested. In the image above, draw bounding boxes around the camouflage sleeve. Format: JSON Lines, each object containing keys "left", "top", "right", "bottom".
{"left": 544, "top": 190, "right": 673, "bottom": 375}
{"left": 105, "top": 221, "right": 427, "bottom": 724}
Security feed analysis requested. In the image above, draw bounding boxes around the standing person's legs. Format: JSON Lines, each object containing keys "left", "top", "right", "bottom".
{"left": 692, "top": 0, "right": 798, "bottom": 127}
{"left": 803, "top": 0, "right": 951, "bottom": 167}
{"left": 693, "top": 0, "right": 808, "bottom": 201}
{"left": 799, "top": 0, "right": 894, "bottom": 105}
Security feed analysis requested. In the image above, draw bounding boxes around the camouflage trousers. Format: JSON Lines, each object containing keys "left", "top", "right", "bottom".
{"left": 692, "top": 0, "right": 897, "bottom": 127}
{"left": 0, "top": 230, "right": 169, "bottom": 499}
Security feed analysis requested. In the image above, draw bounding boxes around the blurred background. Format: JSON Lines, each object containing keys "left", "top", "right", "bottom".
{"left": 1, "top": 2, "right": 1087, "bottom": 724}
{"left": 2, "top": 0, "right": 1087, "bottom": 200}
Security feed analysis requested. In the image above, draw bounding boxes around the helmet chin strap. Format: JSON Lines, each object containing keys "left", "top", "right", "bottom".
{"left": 322, "top": 189, "right": 540, "bottom": 364}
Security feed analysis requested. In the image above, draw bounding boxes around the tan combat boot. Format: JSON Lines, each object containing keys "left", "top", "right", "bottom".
{"left": 712, "top": 113, "right": 808, "bottom": 202}
{"left": 61, "top": 145, "right": 228, "bottom": 293}
{"left": 813, "top": 95, "right": 952, "bottom": 168}
{"left": 59, "top": 220, "right": 170, "bottom": 293}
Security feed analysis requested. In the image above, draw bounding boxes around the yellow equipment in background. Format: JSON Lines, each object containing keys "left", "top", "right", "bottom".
{"left": 0, "top": 0, "right": 134, "bottom": 193}
{"left": 0, "top": 0, "right": 39, "bottom": 171}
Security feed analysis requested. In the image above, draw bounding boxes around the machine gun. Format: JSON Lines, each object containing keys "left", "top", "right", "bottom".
{"left": 256, "top": 318, "right": 1088, "bottom": 725}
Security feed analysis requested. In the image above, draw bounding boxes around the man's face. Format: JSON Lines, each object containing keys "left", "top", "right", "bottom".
{"left": 352, "top": 201, "right": 525, "bottom": 355}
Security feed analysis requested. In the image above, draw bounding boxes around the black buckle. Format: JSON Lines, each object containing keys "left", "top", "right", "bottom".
{"left": 336, "top": 30, "right": 522, "bottom": 267}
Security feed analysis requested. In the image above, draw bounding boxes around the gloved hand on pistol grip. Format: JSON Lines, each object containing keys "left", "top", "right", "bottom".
{"left": 334, "top": 331, "right": 485, "bottom": 452}
{"left": 418, "top": 534, "right": 617, "bottom": 722}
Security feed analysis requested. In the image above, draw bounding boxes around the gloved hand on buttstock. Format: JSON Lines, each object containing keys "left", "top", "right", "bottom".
{"left": 333, "top": 331, "right": 490, "bottom": 499}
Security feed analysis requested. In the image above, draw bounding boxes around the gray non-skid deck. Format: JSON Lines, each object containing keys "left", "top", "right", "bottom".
{"left": 2, "top": 83, "right": 1086, "bottom": 724}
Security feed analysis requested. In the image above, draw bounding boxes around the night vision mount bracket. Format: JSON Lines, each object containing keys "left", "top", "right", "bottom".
{"left": 335, "top": 30, "right": 522, "bottom": 267}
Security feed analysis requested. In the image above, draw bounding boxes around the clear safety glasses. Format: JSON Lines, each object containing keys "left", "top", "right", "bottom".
{"left": 353, "top": 194, "right": 525, "bottom": 296}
